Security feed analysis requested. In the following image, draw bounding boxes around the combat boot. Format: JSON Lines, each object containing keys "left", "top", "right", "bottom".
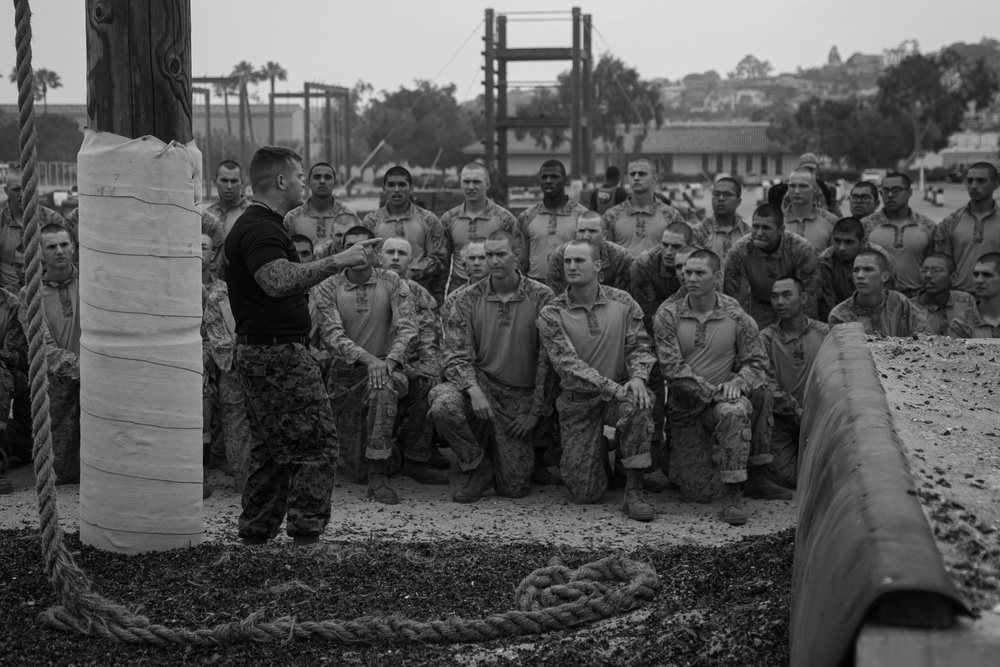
{"left": 622, "top": 470, "right": 655, "bottom": 522}
{"left": 453, "top": 458, "right": 495, "bottom": 504}
{"left": 367, "top": 460, "right": 399, "bottom": 505}
{"left": 401, "top": 458, "right": 449, "bottom": 485}
{"left": 720, "top": 483, "right": 747, "bottom": 526}
{"left": 743, "top": 465, "right": 793, "bottom": 501}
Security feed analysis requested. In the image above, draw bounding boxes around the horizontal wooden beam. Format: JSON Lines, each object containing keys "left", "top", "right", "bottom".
{"left": 497, "top": 117, "right": 571, "bottom": 129}
{"left": 495, "top": 47, "right": 573, "bottom": 61}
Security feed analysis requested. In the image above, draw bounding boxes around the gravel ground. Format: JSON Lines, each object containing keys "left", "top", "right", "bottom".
{"left": 870, "top": 335, "right": 1000, "bottom": 613}
{"left": 0, "top": 527, "right": 794, "bottom": 666}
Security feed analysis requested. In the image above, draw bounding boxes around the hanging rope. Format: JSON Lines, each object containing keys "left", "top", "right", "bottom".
{"left": 12, "top": 0, "right": 661, "bottom": 646}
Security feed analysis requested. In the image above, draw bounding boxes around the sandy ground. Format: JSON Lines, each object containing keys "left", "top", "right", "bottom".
{"left": 870, "top": 335, "right": 1000, "bottom": 612}
{"left": 0, "top": 450, "right": 797, "bottom": 550}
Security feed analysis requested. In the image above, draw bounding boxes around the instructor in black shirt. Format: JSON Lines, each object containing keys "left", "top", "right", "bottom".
{"left": 225, "top": 146, "right": 380, "bottom": 547}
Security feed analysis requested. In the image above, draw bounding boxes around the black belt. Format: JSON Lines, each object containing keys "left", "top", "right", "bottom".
{"left": 566, "top": 390, "right": 600, "bottom": 401}
{"left": 236, "top": 334, "right": 309, "bottom": 346}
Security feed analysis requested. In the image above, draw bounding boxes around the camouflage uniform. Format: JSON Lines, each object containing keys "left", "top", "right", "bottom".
{"left": 0, "top": 203, "right": 65, "bottom": 290}
{"left": 828, "top": 290, "right": 929, "bottom": 336}
{"left": 312, "top": 269, "right": 416, "bottom": 483}
{"left": 690, "top": 215, "right": 751, "bottom": 274}
{"left": 863, "top": 210, "right": 938, "bottom": 295}
{"left": 723, "top": 231, "right": 819, "bottom": 329}
{"left": 546, "top": 240, "right": 633, "bottom": 295}
{"left": 3, "top": 290, "right": 80, "bottom": 484}
{"left": 235, "top": 342, "right": 338, "bottom": 539}
{"left": 538, "top": 285, "right": 655, "bottom": 504}
{"left": 204, "top": 198, "right": 250, "bottom": 278}
{"left": 817, "top": 242, "right": 896, "bottom": 322}
{"left": 440, "top": 199, "right": 523, "bottom": 294}
{"left": 934, "top": 202, "right": 1000, "bottom": 293}
{"left": 601, "top": 198, "right": 685, "bottom": 257}
{"left": 912, "top": 289, "right": 977, "bottom": 336}
{"left": 517, "top": 199, "right": 590, "bottom": 282}
{"left": 783, "top": 206, "right": 839, "bottom": 251}
{"left": 397, "top": 279, "right": 442, "bottom": 466}
{"left": 284, "top": 197, "right": 362, "bottom": 259}
{"left": 759, "top": 318, "right": 830, "bottom": 487}
{"left": 653, "top": 294, "right": 770, "bottom": 497}
{"left": 363, "top": 203, "right": 448, "bottom": 302}
{"left": 629, "top": 245, "right": 685, "bottom": 472}
{"left": 429, "top": 274, "right": 555, "bottom": 497}
{"left": 948, "top": 302, "right": 1000, "bottom": 338}
{"left": 0, "top": 287, "right": 29, "bottom": 464}
{"left": 203, "top": 282, "right": 252, "bottom": 485}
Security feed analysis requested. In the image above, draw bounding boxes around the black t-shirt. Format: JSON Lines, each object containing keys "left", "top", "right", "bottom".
{"left": 590, "top": 185, "right": 628, "bottom": 214}
{"left": 224, "top": 204, "right": 310, "bottom": 337}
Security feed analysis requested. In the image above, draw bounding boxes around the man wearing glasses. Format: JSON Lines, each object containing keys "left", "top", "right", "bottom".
{"left": 691, "top": 177, "right": 751, "bottom": 274}
{"left": 848, "top": 182, "right": 880, "bottom": 220}
{"left": 936, "top": 162, "right": 1000, "bottom": 293}
{"left": 862, "top": 172, "right": 937, "bottom": 297}
{"left": 911, "top": 253, "right": 976, "bottom": 336}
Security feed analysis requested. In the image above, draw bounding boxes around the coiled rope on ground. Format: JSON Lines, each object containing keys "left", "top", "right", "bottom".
{"left": 12, "top": 0, "right": 660, "bottom": 645}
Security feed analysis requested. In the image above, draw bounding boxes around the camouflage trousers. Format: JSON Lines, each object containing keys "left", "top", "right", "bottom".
{"left": 327, "top": 364, "right": 407, "bottom": 484}
{"left": 0, "top": 363, "right": 31, "bottom": 464}
{"left": 234, "top": 343, "right": 338, "bottom": 539}
{"left": 667, "top": 387, "right": 773, "bottom": 488}
{"left": 429, "top": 373, "right": 537, "bottom": 498}
{"left": 646, "top": 361, "right": 668, "bottom": 472}
{"left": 765, "top": 413, "right": 799, "bottom": 489}
{"left": 556, "top": 391, "right": 653, "bottom": 505}
{"left": 398, "top": 372, "right": 435, "bottom": 464}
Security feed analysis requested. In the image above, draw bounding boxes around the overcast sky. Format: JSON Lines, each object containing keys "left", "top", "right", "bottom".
{"left": 0, "top": 0, "right": 997, "bottom": 107}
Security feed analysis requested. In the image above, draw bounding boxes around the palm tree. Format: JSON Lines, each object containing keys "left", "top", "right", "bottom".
{"left": 231, "top": 61, "right": 263, "bottom": 143}
{"left": 8, "top": 66, "right": 43, "bottom": 108}
{"left": 34, "top": 69, "right": 61, "bottom": 113}
{"left": 213, "top": 80, "right": 236, "bottom": 136}
{"left": 259, "top": 61, "right": 287, "bottom": 144}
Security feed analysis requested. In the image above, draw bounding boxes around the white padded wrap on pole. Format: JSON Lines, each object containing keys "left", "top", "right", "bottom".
{"left": 78, "top": 130, "right": 204, "bottom": 553}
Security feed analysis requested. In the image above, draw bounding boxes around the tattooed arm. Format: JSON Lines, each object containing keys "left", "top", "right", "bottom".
{"left": 253, "top": 237, "right": 382, "bottom": 298}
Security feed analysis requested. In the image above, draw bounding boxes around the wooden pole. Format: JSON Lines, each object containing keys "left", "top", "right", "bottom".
{"left": 86, "top": 0, "right": 192, "bottom": 143}
{"left": 483, "top": 9, "right": 495, "bottom": 172}
{"left": 570, "top": 7, "right": 582, "bottom": 181}
{"left": 238, "top": 78, "right": 247, "bottom": 170}
{"left": 304, "top": 84, "right": 311, "bottom": 168}
{"left": 83, "top": 0, "right": 204, "bottom": 553}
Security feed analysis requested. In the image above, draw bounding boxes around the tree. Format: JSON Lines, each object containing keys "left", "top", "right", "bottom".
{"left": 877, "top": 50, "right": 998, "bottom": 161}
{"left": 259, "top": 60, "right": 287, "bottom": 142}
{"left": 231, "top": 61, "right": 263, "bottom": 143}
{"left": 828, "top": 46, "right": 842, "bottom": 67}
{"left": 514, "top": 55, "right": 664, "bottom": 156}
{"left": 359, "top": 80, "right": 475, "bottom": 169}
{"left": 728, "top": 55, "right": 773, "bottom": 81}
{"left": 213, "top": 80, "right": 236, "bottom": 136}
{"left": 8, "top": 66, "right": 61, "bottom": 112}
{"left": 0, "top": 109, "right": 83, "bottom": 161}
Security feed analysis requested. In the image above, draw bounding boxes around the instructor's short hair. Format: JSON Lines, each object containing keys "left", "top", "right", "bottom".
{"left": 248, "top": 146, "right": 301, "bottom": 194}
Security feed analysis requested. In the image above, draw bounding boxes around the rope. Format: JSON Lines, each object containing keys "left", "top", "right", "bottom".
{"left": 11, "top": 0, "right": 661, "bottom": 646}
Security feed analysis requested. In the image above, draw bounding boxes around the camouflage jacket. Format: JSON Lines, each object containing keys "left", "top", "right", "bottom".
{"left": 911, "top": 289, "right": 977, "bottom": 336}
{"left": 601, "top": 198, "right": 684, "bottom": 256}
{"left": 538, "top": 284, "right": 654, "bottom": 401}
{"left": 630, "top": 245, "right": 683, "bottom": 333}
{"left": 948, "top": 301, "right": 1000, "bottom": 339}
{"left": 441, "top": 198, "right": 525, "bottom": 278}
{"left": 312, "top": 268, "right": 417, "bottom": 369}
{"left": 362, "top": 202, "right": 448, "bottom": 280}
{"left": 759, "top": 318, "right": 830, "bottom": 418}
{"left": 546, "top": 240, "right": 633, "bottom": 296}
{"left": 723, "top": 232, "right": 819, "bottom": 319}
{"left": 829, "top": 290, "right": 929, "bottom": 336}
{"left": 653, "top": 293, "right": 767, "bottom": 404}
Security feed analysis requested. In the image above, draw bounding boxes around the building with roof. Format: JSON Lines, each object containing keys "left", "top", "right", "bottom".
{"left": 464, "top": 121, "right": 800, "bottom": 181}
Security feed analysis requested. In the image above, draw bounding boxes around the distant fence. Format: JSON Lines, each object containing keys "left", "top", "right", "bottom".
{"left": 0, "top": 161, "right": 77, "bottom": 190}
